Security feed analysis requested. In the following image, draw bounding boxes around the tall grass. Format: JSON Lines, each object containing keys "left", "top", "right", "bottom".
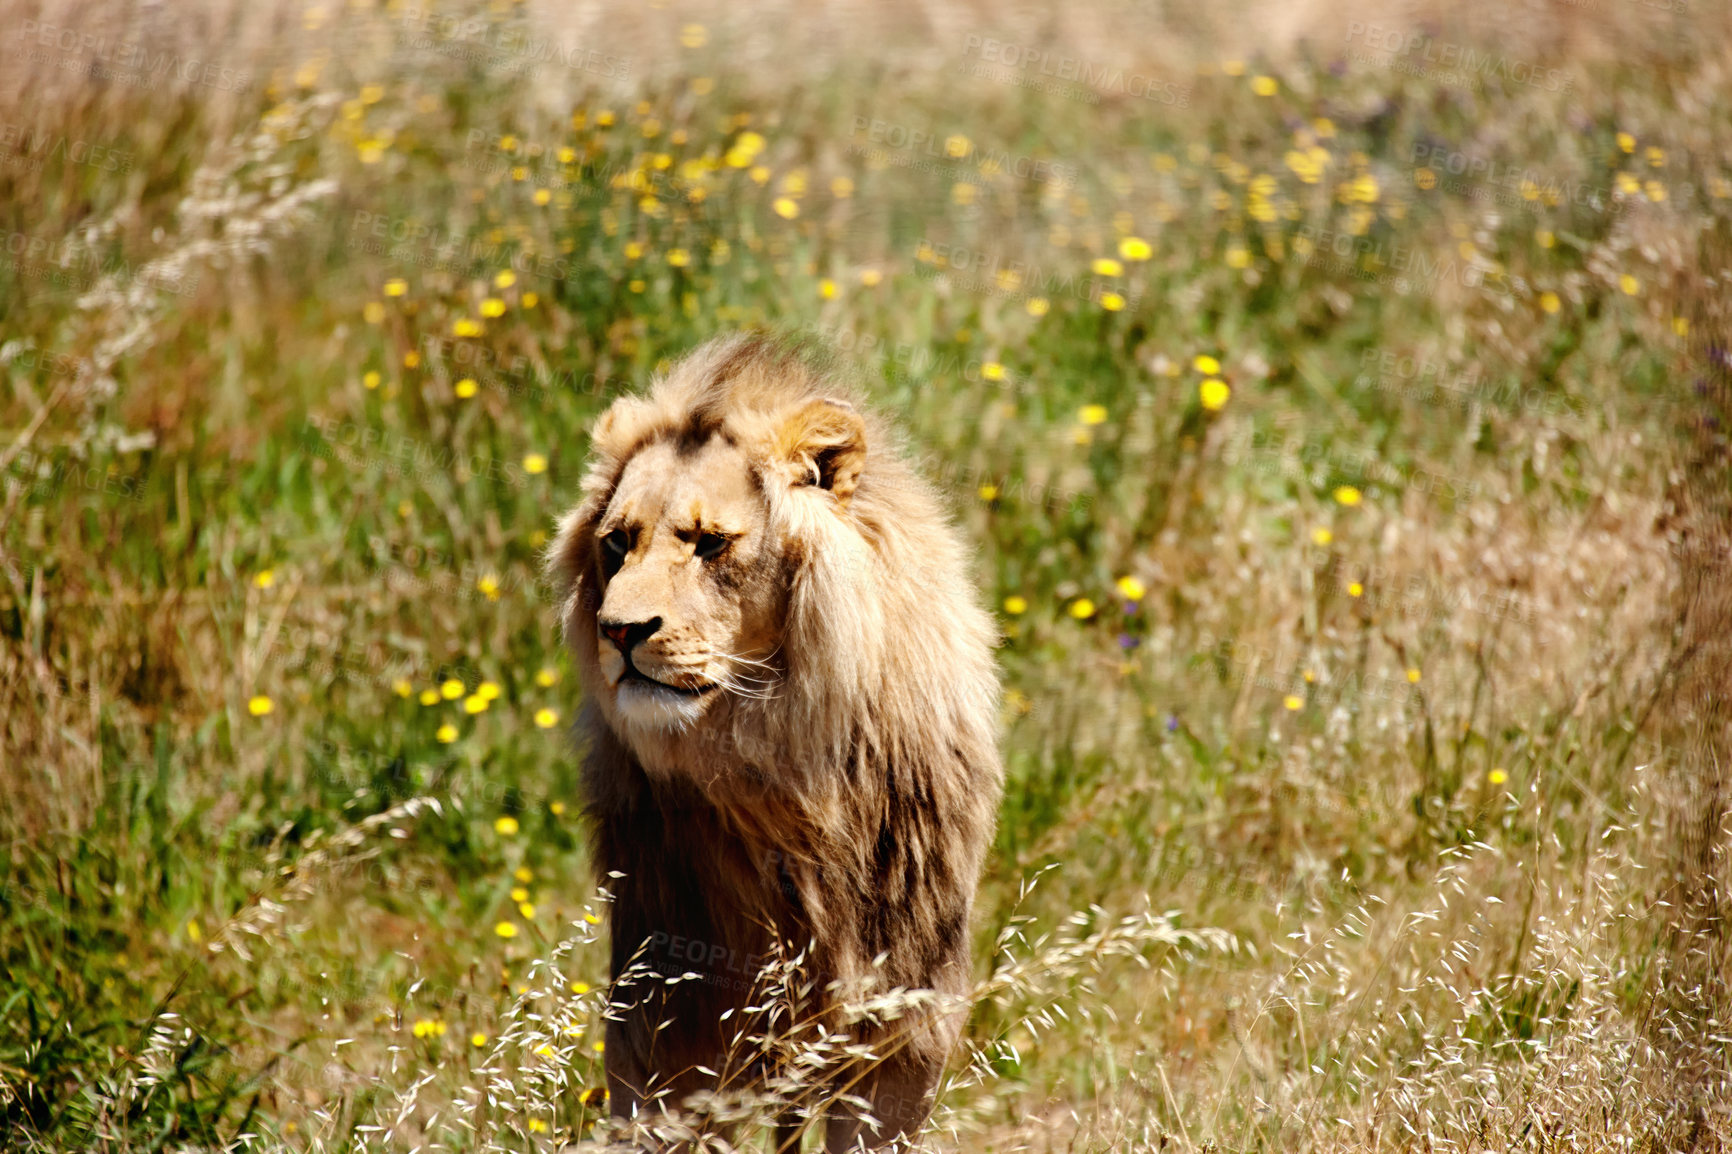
{"left": 2, "top": 0, "right": 1730, "bottom": 1149}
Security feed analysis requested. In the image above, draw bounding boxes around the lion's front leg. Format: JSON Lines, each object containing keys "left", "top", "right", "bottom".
{"left": 602, "top": 1008, "right": 731, "bottom": 1152}
{"left": 821, "top": 1051, "right": 942, "bottom": 1153}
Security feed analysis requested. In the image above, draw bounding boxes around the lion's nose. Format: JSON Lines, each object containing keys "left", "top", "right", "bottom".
{"left": 600, "top": 616, "right": 662, "bottom": 653}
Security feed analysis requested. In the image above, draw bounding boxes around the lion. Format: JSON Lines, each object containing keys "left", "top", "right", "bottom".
{"left": 546, "top": 334, "right": 1003, "bottom": 1151}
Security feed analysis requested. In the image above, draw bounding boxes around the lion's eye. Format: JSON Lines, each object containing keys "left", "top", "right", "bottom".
{"left": 601, "top": 530, "right": 630, "bottom": 557}
{"left": 694, "top": 532, "right": 729, "bottom": 560}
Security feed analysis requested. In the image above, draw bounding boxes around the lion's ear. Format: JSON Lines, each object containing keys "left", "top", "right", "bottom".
{"left": 773, "top": 398, "right": 867, "bottom": 507}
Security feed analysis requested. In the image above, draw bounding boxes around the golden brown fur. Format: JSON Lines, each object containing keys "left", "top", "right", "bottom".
{"left": 546, "top": 335, "right": 1002, "bottom": 1150}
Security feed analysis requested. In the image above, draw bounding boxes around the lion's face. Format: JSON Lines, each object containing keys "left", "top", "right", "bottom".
{"left": 589, "top": 433, "right": 788, "bottom": 733}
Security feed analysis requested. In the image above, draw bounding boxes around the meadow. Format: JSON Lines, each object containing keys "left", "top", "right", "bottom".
{"left": 4, "top": 1, "right": 1732, "bottom": 1149}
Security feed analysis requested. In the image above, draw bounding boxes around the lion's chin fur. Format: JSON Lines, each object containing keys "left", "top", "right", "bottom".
{"left": 608, "top": 679, "right": 715, "bottom": 733}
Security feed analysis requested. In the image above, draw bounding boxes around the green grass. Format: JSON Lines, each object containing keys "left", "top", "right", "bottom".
{"left": 4, "top": 2, "right": 1731, "bottom": 1149}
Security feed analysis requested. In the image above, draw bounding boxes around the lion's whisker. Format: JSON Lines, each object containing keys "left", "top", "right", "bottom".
{"left": 702, "top": 647, "right": 787, "bottom": 702}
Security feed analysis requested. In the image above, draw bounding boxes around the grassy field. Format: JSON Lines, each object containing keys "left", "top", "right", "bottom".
{"left": 5, "top": 1, "right": 1732, "bottom": 1149}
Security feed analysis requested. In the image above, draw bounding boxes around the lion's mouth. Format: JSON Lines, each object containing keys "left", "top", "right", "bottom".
{"left": 620, "top": 667, "right": 719, "bottom": 698}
